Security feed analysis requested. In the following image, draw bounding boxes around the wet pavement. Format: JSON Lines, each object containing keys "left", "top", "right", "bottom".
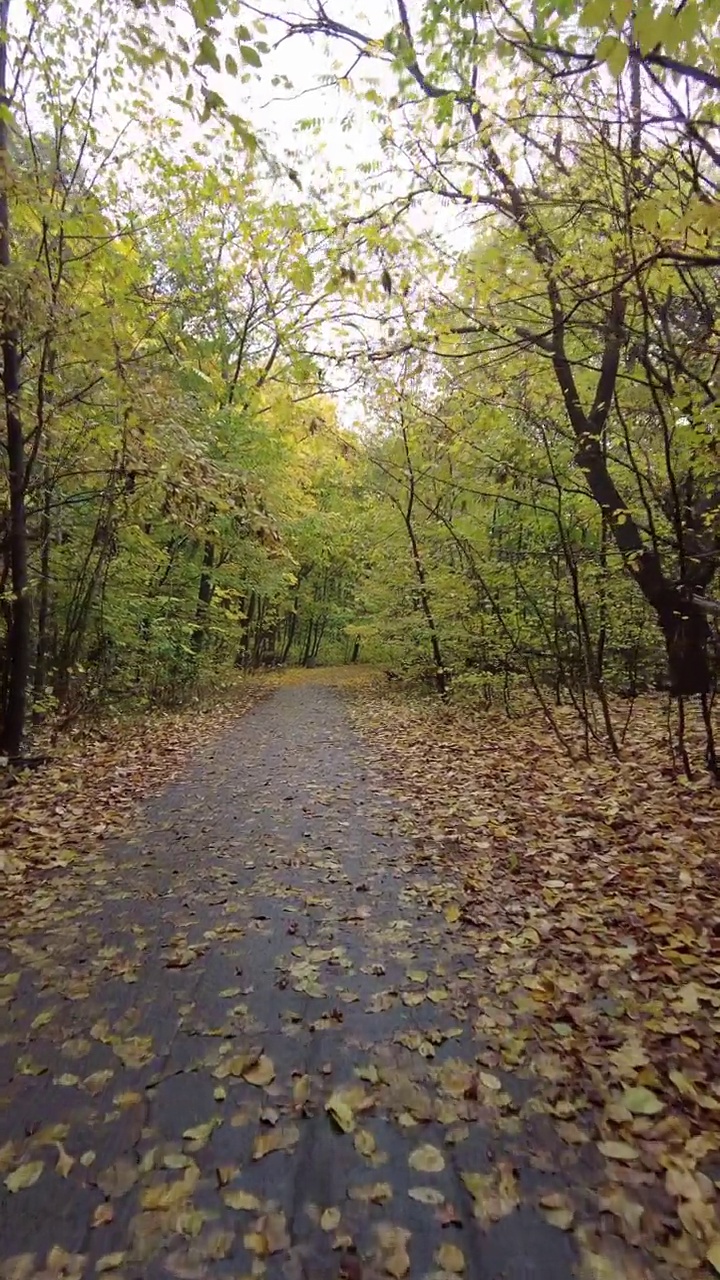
{"left": 0, "top": 678, "right": 580, "bottom": 1280}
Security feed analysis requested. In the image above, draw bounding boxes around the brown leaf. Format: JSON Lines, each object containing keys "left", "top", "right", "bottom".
{"left": 252, "top": 1124, "right": 299, "bottom": 1160}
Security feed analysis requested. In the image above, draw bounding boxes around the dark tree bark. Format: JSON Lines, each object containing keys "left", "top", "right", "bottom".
{"left": 397, "top": 414, "right": 448, "bottom": 699}
{"left": 191, "top": 539, "right": 215, "bottom": 653}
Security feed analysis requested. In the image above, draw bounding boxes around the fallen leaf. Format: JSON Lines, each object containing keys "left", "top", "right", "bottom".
{"left": 326, "top": 1086, "right": 369, "bottom": 1133}
{"left": 222, "top": 1188, "right": 262, "bottom": 1211}
{"left": 707, "top": 1240, "right": 720, "bottom": 1274}
{"left": 408, "top": 1186, "right": 445, "bottom": 1205}
{"left": 620, "top": 1086, "right": 664, "bottom": 1116}
{"left": 5, "top": 1162, "right": 43, "bottom": 1192}
{"left": 349, "top": 1182, "right": 392, "bottom": 1204}
{"left": 293, "top": 1074, "right": 311, "bottom": 1105}
{"left": 461, "top": 1162, "right": 518, "bottom": 1224}
{"left": 327, "top": 1095, "right": 356, "bottom": 1133}
{"left": 243, "top": 1054, "right": 275, "bottom": 1087}
{"left": 140, "top": 1165, "right": 199, "bottom": 1210}
{"left": 321, "top": 1207, "right": 341, "bottom": 1231}
{"left": 252, "top": 1124, "right": 299, "bottom": 1160}
{"left": 55, "top": 1143, "right": 74, "bottom": 1178}
{"left": 96, "top": 1253, "right": 126, "bottom": 1272}
{"left": 182, "top": 1119, "right": 219, "bottom": 1146}
{"left": 539, "top": 1192, "right": 574, "bottom": 1231}
{"left": 435, "top": 1243, "right": 465, "bottom": 1273}
{"left": 354, "top": 1129, "right": 376, "bottom": 1157}
{"left": 597, "top": 1141, "right": 640, "bottom": 1161}
{"left": 408, "top": 1143, "right": 445, "bottom": 1173}
{"left": 377, "top": 1224, "right": 410, "bottom": 1279}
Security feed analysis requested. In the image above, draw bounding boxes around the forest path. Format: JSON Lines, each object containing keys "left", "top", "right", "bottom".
{"left": 1, "top": 676, "right": 581, "bottom": 1280}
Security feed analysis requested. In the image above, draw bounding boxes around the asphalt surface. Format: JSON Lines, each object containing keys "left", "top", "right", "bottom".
{"left": 0, "top": 679, "right": 581, "bottom": 1280}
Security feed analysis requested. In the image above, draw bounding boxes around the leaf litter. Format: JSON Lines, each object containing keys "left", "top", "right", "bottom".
{"left": 347, "top": 675, "right": 720, "bottom": 1280}
{"left": 3, "top": 668, "right": 718, "bottom": 1279}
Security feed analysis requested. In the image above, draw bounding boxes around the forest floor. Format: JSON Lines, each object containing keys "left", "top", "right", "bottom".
{"left": 1, "top": 668, "right": 719, "bottom": 1280}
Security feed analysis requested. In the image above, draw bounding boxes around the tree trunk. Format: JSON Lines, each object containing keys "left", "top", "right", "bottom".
{"left": 0, "top": 0, "right": 31, "bottom": 756}
{"left": 281, "top": 603, "right": 298, "bottom": 662}
{"left": 32, "top": 472, "right": 52, "bottom": 717}
{"left": 191, "top": 540, "right": 214, "bottom": 653}
{"left": 404, "top": 514, "right": 448, "bottom": 699}
{"left": 657, "top": 587, "right": 712, "bottom": 696}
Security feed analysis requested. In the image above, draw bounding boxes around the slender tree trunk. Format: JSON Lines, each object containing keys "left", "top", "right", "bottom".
{"left": 0, "top": 0, "right": 31, "bottom": 756}
{"left": 281, "top": 602, "right": 298, "bottom": 662}
{"left": 32, "top": 345, "right": 57, "bottom": 718}
{"left": 301, "top": 617, "right": 314, "bottom": 667}
{"left": 191, "top": 539, "right": 214, "bottom": 653}
{"left": 32, "top": 473, "right": 52, "bottom": 716}
{"left": 403, "top": 511, "right": 447, "bottom": 698}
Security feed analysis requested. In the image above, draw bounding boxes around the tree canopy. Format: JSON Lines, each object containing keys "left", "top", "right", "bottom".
{"left": 0, "top": 0, "right": 718, "bottom": 771}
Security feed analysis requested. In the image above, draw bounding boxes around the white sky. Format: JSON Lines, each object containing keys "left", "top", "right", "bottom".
{"left": 13, "top": 0, "right": 465, "bottom": 426}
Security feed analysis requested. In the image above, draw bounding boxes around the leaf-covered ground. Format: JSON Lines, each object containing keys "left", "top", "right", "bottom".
{"left": 0, "top": 679, "right": 272, "bottom": 892}
{"left": 0, "top": 670, "right": 717, "bottom": 1280}
{"left": 346, "top": 675, "right": 720, "bottom": 1280}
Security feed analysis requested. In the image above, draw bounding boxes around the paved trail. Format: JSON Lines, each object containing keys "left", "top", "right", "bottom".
{"left": 0, "top": 679, "right": 579, "bottom": 1280}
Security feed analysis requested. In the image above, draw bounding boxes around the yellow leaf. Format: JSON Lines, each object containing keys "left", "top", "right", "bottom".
{"left": 140, "top": 1165, "right": 198, "bottom": 1209}
{"left": 385, "top": 1245, "right": 410, "bottom": 1278}
{"left": 222, "top": 1188, "right": 262, "bottom": 1211}
{"left": 597, "top": 1140, "right": 640, "bottom": 1161}
{"left": 256, "top": 1208, "right": 286, "bottom": 1249}
{"left": 5, "top": 1161, "right": 43, "bottom": 1192}
{"left": 182, "top": 1119, "right": 218, "bottom": 1146}
{"left": 0, "top": 1256, "right": 35, "bottom": 1280}
{"left": 669, "top": 1069, "right": 698, "bottom": 1100}
{"left": 707, "top": 1239, "right": 720, "bottom": 1273}
{"left": 666, "top": 1168, "right": 714, "bottom": 1202}
{"left": 436, "top": 1243, "right": 465, "bottom": 1272}
{"left": 293, "top": 1074, "right": 310, "bottom": 1105}
{"left": 320, "top": 1207, "right": 341, "bottom": 1231}
{"left": 55, "top": 1144, "right": 74, "bottom": 1178}
{"left": 163, "top": 1152, "right": 193, "bottom": 1170}
{"left": 326, "top": 1090, "right": 358, "bottom": 1133}
{"left": 96, "top": 1254, "right": 126, "bottom": 1272}
{"left": 243, "top": 1054, "right": 275, "bottom": 1087}
{"left": 377, "top": 1225, "right": 411, "bottom": 1279}
{"left": 354, "top": 1129, "right": 376, "bottom": 1157}
{"left": 408, "top": 1143, "right": 445, "bottom": 1173}
{"left": 214, "top": 1051, "right": 260, "bottom": 1080}
{"left": 252, "top": 1124, "right": 299, "bottom": 1160}
{"left": 621, "top": 1086, "right": 664, "bottom": 1116}
{"left": 349, "top": 1181, "right": 392, "bottom": 1203}
{"left": 445, "top": 904, "right": 460, "bottom": 924}
{"left": 479, "top": 1072, "right": 502, "bottom": 1091}
{"left": 541, "top": 1203, "right": 574, "bottom": 1230}
{"left": 461, "top": 1162, "right": 518, "bottom": 1224}
{"left": 244, "top": 1231, "right": 267, "bottom": 1257}
{"left": 409, "top": 1186, "right": 445, "bottom": 1205}
{"left": 401, "top": 991, "right": 424, "bottom": 1007}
